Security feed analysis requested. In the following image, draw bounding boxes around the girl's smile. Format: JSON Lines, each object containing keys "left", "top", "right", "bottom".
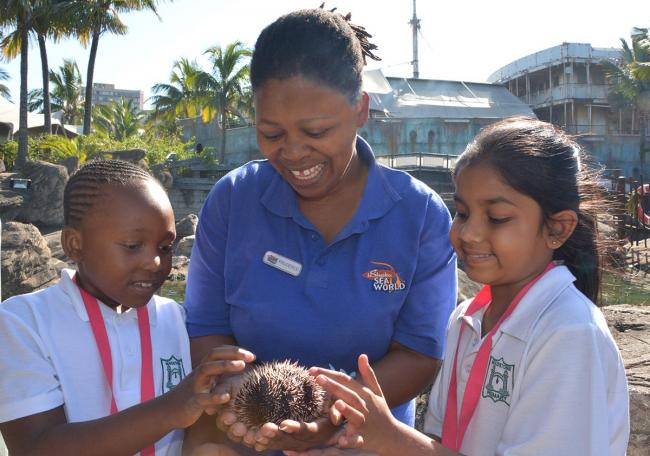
{"left": 450, "top": 163, "right": 556, "bottom": 306}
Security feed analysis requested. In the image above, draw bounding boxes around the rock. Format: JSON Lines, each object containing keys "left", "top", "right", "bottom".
{"left": 60, "top": 156, "right": 80, "bottom": 177}
{"left": 1, "top": 222, "right": 64, "bottom": 299}
{"left": 602, "top": 305, "right": 650, "bottom": 455}
{"left": 15, "top": 160, "right": 68, "bottom": 227}
{"left": 457, "top": 268, "right": 481, "bottom": 303}
{"left": 155, "top": 168, "right": 173, "bottom": 190}
{"left": 176, "top": 214, "right": 198, "bottom": 238}
{"left": 168, "top": 255, "right": 189, "bottom": 281}
{"left": 0, "top": 159, "right": 6, "bottom": 173}
{"left": 175, "top": 235, "right": 195, "bottom": 258}
{"left": 0, "top": 189, "right": 24, "bottom": 222}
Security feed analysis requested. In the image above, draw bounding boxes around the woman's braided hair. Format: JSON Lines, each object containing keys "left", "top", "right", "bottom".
{"left": 64, "top": 159, "right": 153, "bottom": 227}
{"left": 250, "top": 6, "right": 380, "bottom": 103}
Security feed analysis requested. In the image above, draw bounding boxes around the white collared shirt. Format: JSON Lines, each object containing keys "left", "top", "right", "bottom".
{"left": 424, "top": 265, "right": 630, "bottom": 455}
{"left": 0, "top": 269, "right": 191, "bottom": 455}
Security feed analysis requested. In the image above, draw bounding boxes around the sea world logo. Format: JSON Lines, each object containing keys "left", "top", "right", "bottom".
{"left": 362, "top": 261, "right": 406, "bottom": 293}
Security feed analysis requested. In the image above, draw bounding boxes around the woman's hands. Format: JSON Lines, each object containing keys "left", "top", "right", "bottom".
{"left": 216, "top": 407, "right": 341, "bottom": 452}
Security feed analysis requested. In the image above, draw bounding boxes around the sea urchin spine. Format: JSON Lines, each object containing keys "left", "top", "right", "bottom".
{"left": 232, "top": 360, "right": 326, "bottom": 427}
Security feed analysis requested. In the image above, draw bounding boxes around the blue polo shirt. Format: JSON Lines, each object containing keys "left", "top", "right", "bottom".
{"left": 185, "top": 136, "right": 457, "bottom": 427}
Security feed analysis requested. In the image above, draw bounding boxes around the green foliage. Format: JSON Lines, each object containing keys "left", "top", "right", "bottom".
{"left": 92, "top": 98, "right": 143, "bottom": 141}
{"left": 0, "top": 140, "right": 18, "bottom": 169}
{"left": 0, "top": 130, "right": 193, "bottom": 170}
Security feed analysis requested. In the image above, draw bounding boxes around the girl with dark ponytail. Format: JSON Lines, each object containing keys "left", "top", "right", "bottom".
{"left": 299, "top": 117, "right": 630, "bottom": 456}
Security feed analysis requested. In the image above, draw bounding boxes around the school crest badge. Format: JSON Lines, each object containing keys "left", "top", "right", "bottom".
{"left": 482, "top": 356, "right": 514, "bottom": 405}
{"left": 160, "top": 355, "right": 186, "bottom": 393}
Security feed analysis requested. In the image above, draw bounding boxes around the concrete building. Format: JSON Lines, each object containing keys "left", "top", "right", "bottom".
{"left": 489, "top": 43, "right": 650, "bottom": 177}
{"left": 86, "top": 83, "right": 144, "bottom": 110}
{"left": 178, "top": 70, "right": 534, "bottom": 171}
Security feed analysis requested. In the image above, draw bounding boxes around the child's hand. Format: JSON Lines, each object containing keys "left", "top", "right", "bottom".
{"left": 307, "top": 354, "right": 399, "bottom": 453}
{"left": 167, "top": 345, "right": 255, "bottom": 429}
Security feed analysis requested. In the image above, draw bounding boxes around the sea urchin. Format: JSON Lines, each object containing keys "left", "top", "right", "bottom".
{"left": 232, "top": 360, "right": 326, "bottom": 427}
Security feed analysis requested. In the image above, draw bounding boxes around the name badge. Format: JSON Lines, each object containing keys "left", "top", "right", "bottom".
{"left": 263, "top": 251, "right": 302, "bottom": 277}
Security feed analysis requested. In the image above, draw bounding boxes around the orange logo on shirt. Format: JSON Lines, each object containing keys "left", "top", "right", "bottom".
{"left": 362, "top": 261, "right": 406, "bottom": 292}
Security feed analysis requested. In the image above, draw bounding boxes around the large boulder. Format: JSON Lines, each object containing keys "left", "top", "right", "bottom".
{"left": 15, "top": 160, "right": 68, "bottom": 227}
{"left": 0, "top": 189, "right": 24, "bottom": 222}
{"left": 176, "top": 214, "right": 198, "bottom": 238}
{"left": 1, "top": 222, "right": 66, "bottom": 299}
{"left": 175, "top": 235, "right": 195, "bottom": 258}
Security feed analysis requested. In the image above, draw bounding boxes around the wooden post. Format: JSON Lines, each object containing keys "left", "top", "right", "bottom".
{"left": 616, "top": 176, "right": 627, "bottom": 241}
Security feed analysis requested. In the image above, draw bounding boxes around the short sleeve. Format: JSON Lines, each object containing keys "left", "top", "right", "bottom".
{"left": 0, "top": 308, "right": 63, "bottom": 422}
{"left": 498, "top": 324, "right": 629, "bottom": 455}
{"left": 392, "top": 193, "right": 457, "bottom": 359}
{"left": 184, "top": 180, "right": 233, "bottom": 337}
{"left": 422, "top": 367, "right": 445, "bottom": 438}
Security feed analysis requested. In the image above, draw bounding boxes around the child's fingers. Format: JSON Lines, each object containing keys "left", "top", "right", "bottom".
{"left": 328, "top": 401, "right": 344, "bottom": 425}
{"left": 357, "top": 354, "right": 384, "bottom": 397}
{"left": 192, "top": 391, "right": 231, "bottom": 409}
{"left": 309, "top": 367, "right": 354, "bottom": 384}
{"left": 193, "top": 360, "right": 246, "bottom": 392}
{"left": 203, "top": 345, "right": 255, "bottom": 364}
{"left": 315, "top": 375, "right": 367, "bottom": 412}
{"left": 333, "top": 399, "right": 366, "bottom": 428}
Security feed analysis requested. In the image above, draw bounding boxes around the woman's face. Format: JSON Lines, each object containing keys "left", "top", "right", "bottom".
{"left": 254, "top": 76, "right": 369, "bottom": 201}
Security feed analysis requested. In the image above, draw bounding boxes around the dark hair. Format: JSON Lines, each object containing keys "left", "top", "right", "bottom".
{"left": 455, "top": 117, "right": 605, "bottom": 304}
{"left": 64, "top": 159, "right": 154, "bottom": 227}
{"left": 250, "top": 7, "right": 380, "bottom": 103}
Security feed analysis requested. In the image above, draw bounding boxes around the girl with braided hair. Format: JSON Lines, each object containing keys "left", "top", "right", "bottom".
{"left": 184, "top": 7, "right": 456, "bottom": 455}
{"left": 0, "top": 159, "right": 254, "bottom": 456}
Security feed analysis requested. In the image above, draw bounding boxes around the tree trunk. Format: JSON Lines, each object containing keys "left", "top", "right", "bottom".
{"left": 16, "top": 19, "right": 29, "bottom": 170}
{"left": 37, "top": 33, "right": 52, "bottom": 135}
{"left": 220, "top": 116, "right": 226, "bottom": 165}
{"left": 640, "top": 111, "right": 647, "bottom": 174}
{"left": 219, "top": 93, "right": 227, "bottom": 164}
{"left": 83, "top": 30, "right": 100, "bottom": 135}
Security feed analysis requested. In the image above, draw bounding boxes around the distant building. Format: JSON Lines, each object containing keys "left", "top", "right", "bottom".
{"left": 361, "top": 71, "right": 535, "bottom": 158}
{"left": 86, "top": 83, "right": 144, "bottom": 110}
{"left": 489, "top": 43, "right": 649, "bottom": 177}
{"left": 179, "top": 70, "right": 534, "bottom": 171}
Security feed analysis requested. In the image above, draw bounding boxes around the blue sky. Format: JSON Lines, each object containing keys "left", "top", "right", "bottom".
{"left": 2, "top": 0, "right": 647, "bottom": 108}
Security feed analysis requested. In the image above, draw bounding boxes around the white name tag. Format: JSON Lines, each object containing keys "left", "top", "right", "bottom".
{"left": 262, "top": 251, "right": 302, "bottom": 277}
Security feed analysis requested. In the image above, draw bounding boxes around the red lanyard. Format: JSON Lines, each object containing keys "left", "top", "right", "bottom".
{"left": 441, "top": 263, "right": 555, "bottom": 451}
{"left": 74, "top": 276, "right": 156, "bottom": 456}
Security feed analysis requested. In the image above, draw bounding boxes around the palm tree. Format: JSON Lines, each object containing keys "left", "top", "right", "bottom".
{"left": 149, "top": 58, "right": 204, "bottom": 122}
{"left": 28, "top": 58, "right": 84, "bottom": 125}
{"left": 63, "top": 0, "right": 161, "bottom": 135}
{"left": 198, "top": 41, "right": 251, "bottom": 164}
{"left": 2, "top": 1, "right": 70, "bottom": 137}
{"left": 92, "top": 97, "right": 143, "bottom": 140}
{"left": 32, "top": 0, "right": 72, "bottom": 134}
{"left": 0, "top": 67, "right": 10, "bottom": 100}
{"left": 1, "top": 0, "right": 36, "bottom": 169}
{"left": 603, "top": 27, "right": 650, "bottom": 169}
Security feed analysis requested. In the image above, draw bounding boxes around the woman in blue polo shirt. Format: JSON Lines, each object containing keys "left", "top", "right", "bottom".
{"left": 183, "top": 7, "right": 457, "bottom": 455}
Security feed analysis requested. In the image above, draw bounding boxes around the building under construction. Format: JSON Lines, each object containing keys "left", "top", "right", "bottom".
{"left": 489, "top": 43, "right": 649, "bottom": 177}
